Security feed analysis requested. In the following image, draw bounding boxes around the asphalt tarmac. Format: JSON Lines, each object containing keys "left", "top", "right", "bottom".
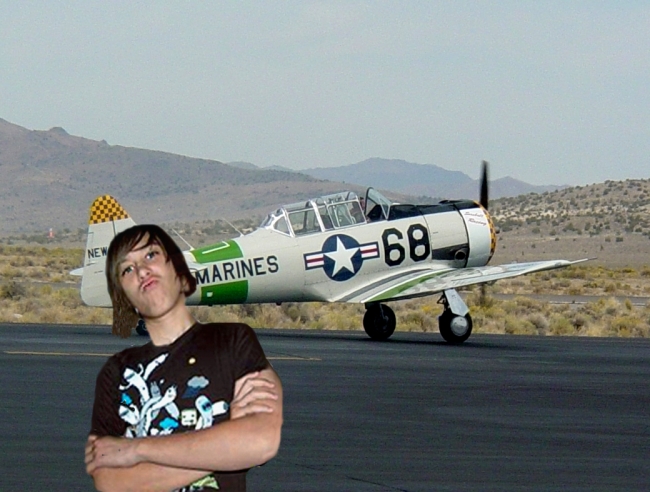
{"left": 1, "top": 323, "right": 648, "bottom": 491}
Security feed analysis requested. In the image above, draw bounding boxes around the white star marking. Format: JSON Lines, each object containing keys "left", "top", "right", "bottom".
{"left": 325, "top": 238, "right": 359, "bottom": 276}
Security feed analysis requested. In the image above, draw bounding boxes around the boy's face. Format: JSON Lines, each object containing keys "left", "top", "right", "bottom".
{"left": 118, "top": 235, "right": 185, "bottom": 320}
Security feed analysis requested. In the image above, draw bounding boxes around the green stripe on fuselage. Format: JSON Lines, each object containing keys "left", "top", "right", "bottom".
{"left": 201, "top": 281, "right": 248, "bottom": 304}
{"left": 192, "top": 240, "right": 243, "bottom": 264}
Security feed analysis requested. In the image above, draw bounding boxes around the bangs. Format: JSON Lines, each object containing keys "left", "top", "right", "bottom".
{"left": 113, "top": 229, "right": 168, "bottom": 277}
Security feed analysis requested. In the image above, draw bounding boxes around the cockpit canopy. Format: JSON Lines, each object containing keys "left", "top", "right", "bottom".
{"left": 260, "top": 189, "right": 392, "bottom": 237}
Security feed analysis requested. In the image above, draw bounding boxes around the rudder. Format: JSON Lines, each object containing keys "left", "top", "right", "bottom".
{"left": 80, "top": 195, "right": 136, "bottom": 307}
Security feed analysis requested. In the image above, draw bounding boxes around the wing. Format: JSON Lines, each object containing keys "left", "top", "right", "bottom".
{"left": 338, "top": 259, "right": 590, "bottom": 304}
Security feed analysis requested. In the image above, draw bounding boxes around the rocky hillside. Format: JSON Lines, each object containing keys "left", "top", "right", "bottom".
{"left": 489, "top": 179, "right": 650, "bottom": 267}
{"left": 0, "top": 119, "right": 355, "bottom": 234}
{"left": 491, "top": 179, "right": 650, "bottom": 238}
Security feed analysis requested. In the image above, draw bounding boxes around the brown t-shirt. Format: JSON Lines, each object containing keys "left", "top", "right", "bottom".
{"left": 90, "top": 322, "right": 269, "bottom": 492}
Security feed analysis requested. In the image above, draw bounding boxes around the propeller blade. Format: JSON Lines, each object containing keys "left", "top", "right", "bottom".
{"left": 479, "top": 161, "right": 490, "bottom": 304}
{"left": 480, "top": 160, "right": 489, "bottom": 210}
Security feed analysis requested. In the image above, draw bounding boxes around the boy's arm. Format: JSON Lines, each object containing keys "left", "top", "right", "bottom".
{"left": 89, "top": 457, "right": 211, "bottom": 492}
{"left": 88, "top": 368, "right": 282, "bottom": 485}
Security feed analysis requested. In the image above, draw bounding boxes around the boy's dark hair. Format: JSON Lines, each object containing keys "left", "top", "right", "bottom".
{"left": 105, "top": 224, "right": 197, "bottom": 338}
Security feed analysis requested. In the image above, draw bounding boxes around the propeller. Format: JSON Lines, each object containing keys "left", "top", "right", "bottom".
{"left": 479, "top": 160, "right": 490, "bottom": 306}
{"left": 480, "top": 160, "right": 489, "bottom": 210}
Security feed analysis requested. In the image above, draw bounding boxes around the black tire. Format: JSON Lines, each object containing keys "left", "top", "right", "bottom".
{"left": 363, "top": 304, "right": 396, "bottom": 341}
{"left": 135, "top": 319, "right": 149, "bottom": 337}
{"left": 438, "top": 310, "right": 472, "bottom": 344}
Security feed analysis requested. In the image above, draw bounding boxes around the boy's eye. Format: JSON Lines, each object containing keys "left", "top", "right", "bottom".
{"left": 121, "top": 265, "right": 134, "bottom": 276}
{"left": 146, "top": 250, "right": 159, "bottom": 260}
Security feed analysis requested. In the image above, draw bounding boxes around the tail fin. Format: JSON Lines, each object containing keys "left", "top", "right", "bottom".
{"left": 79, "top": 195, "right": 136, "bottom": 307}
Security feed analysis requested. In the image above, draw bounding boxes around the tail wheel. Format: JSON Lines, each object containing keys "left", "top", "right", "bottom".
{"left": 363, "top": 304, "right": 396, "bottom": 341}
{"left": 439, "top": 310, "right": 472, "bottom": 344}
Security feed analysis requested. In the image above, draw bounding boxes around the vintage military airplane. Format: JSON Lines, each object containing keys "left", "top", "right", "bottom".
{"left": 73, "top": 163, "right": 586, "bottom": 343}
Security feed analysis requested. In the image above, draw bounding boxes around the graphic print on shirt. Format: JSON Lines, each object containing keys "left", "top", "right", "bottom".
{"left": 117, "top": 353, "right": 229, "bottom": 437}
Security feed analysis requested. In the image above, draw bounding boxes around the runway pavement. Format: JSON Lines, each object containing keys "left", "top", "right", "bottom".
{"left": 1, "top": 323, "right": 648, "bottom": 491}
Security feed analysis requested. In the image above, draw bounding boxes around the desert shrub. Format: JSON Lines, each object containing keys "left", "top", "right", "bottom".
{"left": 528, "top": 313, "right": 549, "bottom": 335}
{"left": 53, "top": 288, "right": 83, "bottom": 308}
{"left": 39, "top": 284, "right": 53, "bottom": 296}
{"left": 402, "top": 311, "right": 429, "bottom": 332}
{"left": 556, "top": 279, "right": 571, "bottom": 288}
{"left": 585, "top": 298, "right": 622, "bottom": 318}
{"left": 604, "top": 283, "right": 617, "bottom": 293}
{"left": 1, "top": 265, "right": 22, "bottom": 278}
{"left": 253, "top": 304, "right": 289, "bottom": 329}
{"left": 504, "top": 315, "right": 536, "bottom": 335}
{"left": 0, "top": 282, "right": 26, "bottom": 300}
{"left": 549, "top": 315, "right": 575, "bottom": 336}
{"left": 282, "top": 303, "right": 302, "bottom": 322}
{"left": 570, "top": 269, "right": 587, "bottom": 280}
{"left": 27, "top": 267, "right": 47, "bottom": 279}
{"left": 466, "top": 290, "right": 496, "bottom": 308}
{"left": 572, "top": 314, "right": 588, "bottom": 331}
{"left": 508, "top": 296, "right": 544, "bottom": 316}
{"left": 611, "top": 316, "right": 641, "bottom": 337}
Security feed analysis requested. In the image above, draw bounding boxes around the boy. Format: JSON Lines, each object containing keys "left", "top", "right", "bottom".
{"left": 85, "top": 225, "right": 282, "bottom": 491}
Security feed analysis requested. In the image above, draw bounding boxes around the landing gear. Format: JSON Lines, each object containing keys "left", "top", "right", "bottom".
{"left": 363, "top": 303, "right": 396, "bottom": 341}
{"left": 135, "top": 319, "right": 149, "bottom": 337}
{"left": 438, "top": 289, "right": 472, "bottom": 344}
{"left": 438, "top": 309, "right": 473, "bottom": 344}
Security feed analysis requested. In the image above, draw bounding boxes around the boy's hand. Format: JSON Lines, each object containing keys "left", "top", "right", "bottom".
{"left": 230, "top": 371, "right": 278, "bottom": 420}
{"left": 85, "top": 434, "right": 141, "bottom": 474}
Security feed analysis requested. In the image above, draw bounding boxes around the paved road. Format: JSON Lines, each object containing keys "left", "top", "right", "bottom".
{"left": 489, "top": 293, "right": 650, "bottom": 306}
{"left": 1, "top": 324, "right": 648, "bottom": 491}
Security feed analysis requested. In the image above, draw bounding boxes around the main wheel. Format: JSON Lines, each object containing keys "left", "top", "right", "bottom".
{"left": 135, "top": 319, "right": 149, "bottom": 337}
{"left": 363, "top": 304, "right": 396, "bottom": 341}
{"left": 438, "top": 310, "right": 472, "bottom": 344}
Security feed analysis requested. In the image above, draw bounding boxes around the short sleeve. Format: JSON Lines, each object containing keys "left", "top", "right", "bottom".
{"left": 231, "top": 323, "right": 270, "bottom": 380}
{"left": 90, "top": 356, "right": 127, "bottom": 437}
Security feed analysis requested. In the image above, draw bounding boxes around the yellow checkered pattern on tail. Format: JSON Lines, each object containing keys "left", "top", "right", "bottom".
{"left": 89, "top": 195, "right": 130, "bottom": 225}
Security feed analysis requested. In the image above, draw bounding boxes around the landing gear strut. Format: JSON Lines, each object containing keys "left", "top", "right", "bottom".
{"left": 438, "top": 289, "right": 473, "bottom": 344}
{"left": 363, "top": 303, "right": 396, "bottom": 341}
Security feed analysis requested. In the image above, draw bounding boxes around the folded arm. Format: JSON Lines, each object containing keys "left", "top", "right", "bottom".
{"left": 91, "top": 460, "right": 210, "bottom": 492}
{"left": 87, "top": 368, "right": 283, "bottom": 491}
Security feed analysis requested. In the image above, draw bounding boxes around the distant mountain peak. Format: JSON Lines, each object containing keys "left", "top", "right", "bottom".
{"left": 301, "top": 158, "right": 563, "bottom": 200}
{"left": 226, "top": 161, "right": 259, "bottom": 170}
{"left": 48, "top": 126, "right": 69, "bottom": 136}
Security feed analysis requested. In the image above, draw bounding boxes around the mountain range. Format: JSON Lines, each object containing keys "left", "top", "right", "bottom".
{"left": 230, "top": 158, "right": 564, "bottom": 200}
{"left": 2, "top": 118, "right": 560, "bottom": 234}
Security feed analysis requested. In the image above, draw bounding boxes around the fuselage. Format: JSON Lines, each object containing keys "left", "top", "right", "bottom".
{"left": 184, "top": 198, "right": 496, "bottom": 306}
{"left": 78, "top": 192, "right": 496, "bottom": 308}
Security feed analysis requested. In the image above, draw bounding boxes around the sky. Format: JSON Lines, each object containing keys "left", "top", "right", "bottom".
{"left": 1, "top": 1, "right": 648, "bottom": 186}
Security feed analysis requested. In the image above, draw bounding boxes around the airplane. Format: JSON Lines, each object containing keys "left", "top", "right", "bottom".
{"left": 72, "top": 162, "right": 587, "bottom": 343}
